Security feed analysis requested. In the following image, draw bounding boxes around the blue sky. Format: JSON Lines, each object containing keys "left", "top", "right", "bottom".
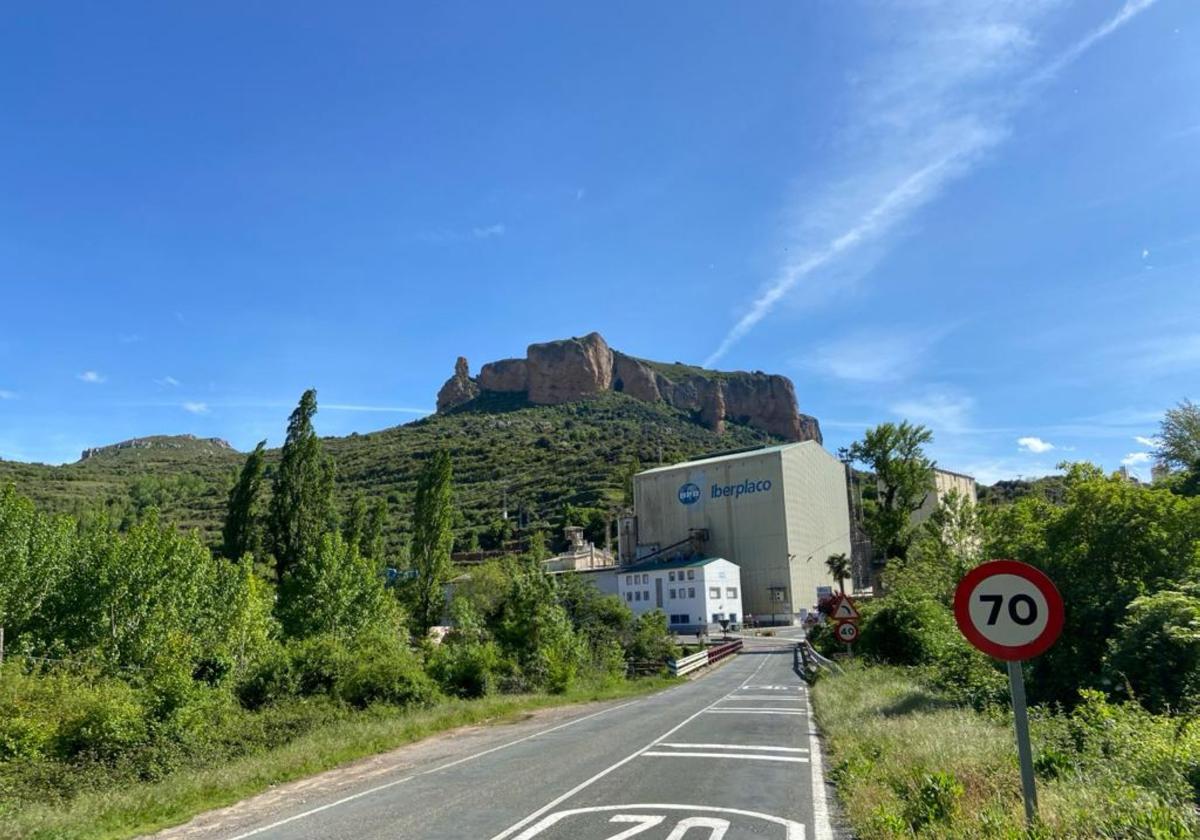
{"left": 1, "top": 1, "right": 1197, "bottom": 483}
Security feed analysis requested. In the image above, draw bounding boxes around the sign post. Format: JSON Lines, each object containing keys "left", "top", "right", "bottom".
{"left": 953, "top": 560, "right": 1064, "bottom": 828}
{"left": 828, "top": 594, "right": 860, "bottom": 655}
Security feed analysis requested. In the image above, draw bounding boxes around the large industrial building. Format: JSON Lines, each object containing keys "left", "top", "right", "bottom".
{"left": 626, "top": 442, "right": 853, "bottom": 622}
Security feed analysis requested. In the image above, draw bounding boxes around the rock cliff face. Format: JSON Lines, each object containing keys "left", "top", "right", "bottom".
{"left": 434, "top": 332, "right": 822, "bottom": 444}
{"left": 526, "top": 332, "right": 613, "bottom": 404}
{"left": 477, "top": 358, "right": 528, "bottom": 393}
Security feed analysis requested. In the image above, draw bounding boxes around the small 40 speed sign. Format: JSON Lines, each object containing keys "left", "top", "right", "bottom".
{"left": 953, "top": 559, "right": 1064, "bottom": 661}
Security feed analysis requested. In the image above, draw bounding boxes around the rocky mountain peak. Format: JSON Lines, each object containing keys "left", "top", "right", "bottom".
{"left": 435, "top": 332, "right": 822, "bottom": 444}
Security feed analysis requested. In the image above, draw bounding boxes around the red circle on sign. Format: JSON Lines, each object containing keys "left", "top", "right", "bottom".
{"left": 835, "top": 620, "right": 859, "bottom": 643}
{"left": 953, "top": 559, "right": 1064, "bottom": 661}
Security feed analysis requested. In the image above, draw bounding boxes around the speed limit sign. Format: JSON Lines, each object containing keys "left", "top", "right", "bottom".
{"left": 954, "top": 559, "right": 1063, "bottom": 828}
{"left": 954, "top": 559, "right": 1064, "bottom": 661}
{"left": 834, "top": 621, "right": 859, "bottom": 643}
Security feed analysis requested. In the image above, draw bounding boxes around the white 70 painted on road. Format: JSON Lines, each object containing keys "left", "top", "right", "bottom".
{"left": 512, "top": 803, "right": 805, "bottom": 840}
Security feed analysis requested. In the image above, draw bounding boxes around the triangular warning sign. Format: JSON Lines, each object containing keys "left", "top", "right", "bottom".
{"left": 831, "top": 596, "right": 860, "bottom": 622}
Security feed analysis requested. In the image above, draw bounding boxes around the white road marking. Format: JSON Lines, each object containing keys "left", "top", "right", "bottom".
{"left": 658, "top": 743, "right": 808, "bottom": 753}
{"left": 223, "top": 697, "right": 645, "bottom": 840}
{"left": 509, "top": 803, "right": 805, "bottom": 840}
{"left": 642, "top": 751, "right": 810, "bottom": 763}
{"left": 707, "top": 706, "right": 808, "bottom": 712}
{"left": 704, "top": 709, "right": 807, "bottom": 716}
{"left": 722, "top": 695, "right": 806, "bottom": 701}
{"left": 490, "top": 655, "right": 771, "bottom": 840}
{"left": 806, "top": 690, "right": 834, "bottom": 840}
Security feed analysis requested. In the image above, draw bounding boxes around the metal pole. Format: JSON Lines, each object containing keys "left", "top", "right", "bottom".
{"left": 1007, "top": 659, "right": 1037, "bottom": 826}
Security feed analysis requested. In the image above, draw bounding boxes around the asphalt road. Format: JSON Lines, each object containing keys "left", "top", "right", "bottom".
{"left": 161, "top": 635, "right": 833, "bottom": 840}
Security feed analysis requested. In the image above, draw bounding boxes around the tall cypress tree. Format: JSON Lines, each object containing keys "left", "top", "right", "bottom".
{"left": 410, "top": 451, "right": 454, "bottom": 633}
{"left": 267, "top": 390, "right": 337, "bottom": 584}
{"left": 222, "top": 440, "right": 267, "bottom": 561}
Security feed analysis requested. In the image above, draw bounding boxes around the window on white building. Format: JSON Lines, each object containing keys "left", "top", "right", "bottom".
{"left": 625, "top": 592, "right": 632, "bottom": 602}
{"left": 688, "top": 587, "right": 695, "bottom": 598}
{"left": 709, "top": 587, "right": 721, "bottom": 599}
{"left": 726, "top": 587, "right": 738, "bottom": 598}
{"left": 669, "top": 589, "right": 676, "bottom": 599}
{"left": 687, "top": 570, "right": 695, "bottom": 580}
{"left": 668, "top": 571, "right": 675, "bottom": 581}
{"left": 625, "top": 575, "right": 632, "bottom": 585}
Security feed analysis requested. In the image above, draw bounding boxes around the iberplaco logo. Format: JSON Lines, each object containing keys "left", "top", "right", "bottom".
{"left": 711, "top": 478, "right": 772, "bottom": 500}
{"left": 678, "top": 483, "right": 702, "bottom": 505}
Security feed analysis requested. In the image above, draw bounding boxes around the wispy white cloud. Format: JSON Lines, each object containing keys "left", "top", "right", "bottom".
{"left": 77, "top": 371, "right": 106, "bottom": 384}
{"left": 0, "top": 389, "right": 17, "bottom": 400}
{"left": 705, "top": 0, "right": 1159, "bottom": 365}
{"left": 472, "top": 223, "right": 506, "bottom": 239}
{"left": 1017, "top": 436, "right": 1055, "bottom": 454}
{"left": 182, "top": 401, "right": 209, "bottom": 414}
{"left": 156, "top": 376, "right": 181, "bottom": 388}
{"left": 804, "top": 326, "right": 952, "bottom": 383}
{"left": 891, "top": 388, "right": 974, "bottom": 435}
{"left": 1119, "top": 332, "right": 1200, "bottom": 377}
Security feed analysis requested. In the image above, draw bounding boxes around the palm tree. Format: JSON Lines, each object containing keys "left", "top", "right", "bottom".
{"left": 826, "top": 552, "right": 851, "bottom": 595}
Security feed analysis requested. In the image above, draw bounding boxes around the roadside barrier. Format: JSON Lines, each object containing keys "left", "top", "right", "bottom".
{"left": 668, "top": 649, "right": 710, "bottom": 676}
{"left": 706, "top": 639, "right": 743, "bottom": 665}
{"left": 667, "top": 639, "right": 744, "bottom": 676}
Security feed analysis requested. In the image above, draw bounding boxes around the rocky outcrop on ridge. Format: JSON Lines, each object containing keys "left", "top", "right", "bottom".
{"left": 435, "top": 357, "right": 480, "bottom": 412}
{"left": 436, "top": 332, "right": 822, "bottom": 444}
{"left": 80, "top": 435, "right": 234, "bottom": 462}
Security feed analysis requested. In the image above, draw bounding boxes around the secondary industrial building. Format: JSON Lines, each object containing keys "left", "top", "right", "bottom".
{"left": 626, "top": 441, "right": 853, "bottom": 623}
{"left": 617, "top": 556, "right": 743, "bottom": 633}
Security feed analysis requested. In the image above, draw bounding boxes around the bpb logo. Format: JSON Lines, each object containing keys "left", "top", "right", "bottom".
{"left": 678, "top": 483, "right": 701, "bottom": 505}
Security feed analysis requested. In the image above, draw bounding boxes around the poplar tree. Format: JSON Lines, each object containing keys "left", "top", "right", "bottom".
{"left": 222, "top": 440, "right": 267, "bottom": 561}
{"left": 268, "top": 390, "right": 337, "bottom": 583}
{"left": 410, "top": 451, "right": 455, "bottom": 633}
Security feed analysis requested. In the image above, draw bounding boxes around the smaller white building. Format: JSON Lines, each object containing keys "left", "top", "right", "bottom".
{"left": 616, "top": 557, "right": 743, "bottom": 634}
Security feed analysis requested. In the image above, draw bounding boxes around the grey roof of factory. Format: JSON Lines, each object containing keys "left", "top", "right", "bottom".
{"left": 635, "top": 441, "right": 821, "bottom": 476}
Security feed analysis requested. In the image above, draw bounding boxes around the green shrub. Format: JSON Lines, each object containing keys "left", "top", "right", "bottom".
{"left": 0, "top": 715, "right": 54, "bottom": 762}
{"left": 427, "top": 639, "right": 503, "bottom": 698}
{"left": 1103, "top": 588, "right": 1200, "bottom": 713}
{"left": 57, "top": 683, "right": 148, "bottom": 763}
{"left": 236, "top": 645, "right": 299, "bottom": 709}
{"left": 292, "top": 635, "right": 352, "bottom": 697}
{"left": 856, "top": 592, "right": 956, "bottom": 666}
{"left": 337, "top": 632, "right": 439, "bottom": 709}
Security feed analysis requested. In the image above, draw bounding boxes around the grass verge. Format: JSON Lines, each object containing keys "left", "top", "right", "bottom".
{"left": 811, "top": 664, "right": 1199, "bottom": 839}
{"left": 3, "top": 676, "right": 673, "bottom": 840}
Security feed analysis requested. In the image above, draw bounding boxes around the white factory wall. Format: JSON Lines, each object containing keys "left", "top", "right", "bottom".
{"left": 616, "top": 558, "right": 742, "bottom": 633}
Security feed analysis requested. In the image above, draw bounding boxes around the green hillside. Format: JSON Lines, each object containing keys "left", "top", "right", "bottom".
{"left": 0, "top": 392, "right": 776, "bottom": 552}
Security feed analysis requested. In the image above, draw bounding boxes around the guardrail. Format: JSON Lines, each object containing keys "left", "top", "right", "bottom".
{"left": 669, "top": 649, "right": 710, "bottom": 677}
{"left": 706, "top": 639, "right": 743, "bottom": 665}
{"left": 795, "top": 639, "right": 843, "bottom": 680}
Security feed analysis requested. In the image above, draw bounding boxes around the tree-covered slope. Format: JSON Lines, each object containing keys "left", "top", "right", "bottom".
{"left": 0, "top": 392, "right": 776, "bottom": 551}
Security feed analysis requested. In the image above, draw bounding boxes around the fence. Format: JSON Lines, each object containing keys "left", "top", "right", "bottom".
{"left": 668, "top": 639, "right": 744, "bottom": 676}
{"left": 668, "top": 648, "right": 710, "bottom": 677}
